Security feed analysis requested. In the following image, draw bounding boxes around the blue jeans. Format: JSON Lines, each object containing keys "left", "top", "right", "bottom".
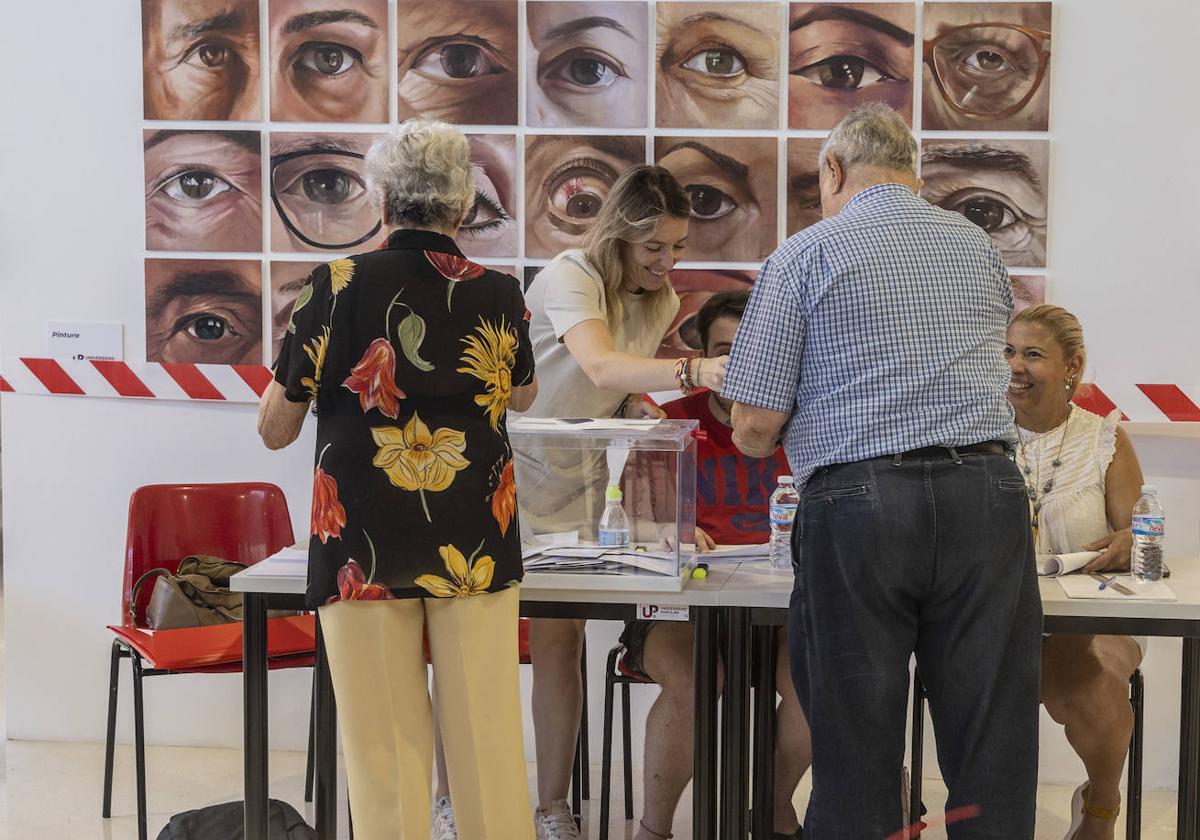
{"left": 788, "top": 450, "right": 1041, "bottom": 839}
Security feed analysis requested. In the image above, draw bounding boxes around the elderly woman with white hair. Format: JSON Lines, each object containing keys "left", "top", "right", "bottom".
{"left": 257, "top": 119, "right": 538, "bottom": 839}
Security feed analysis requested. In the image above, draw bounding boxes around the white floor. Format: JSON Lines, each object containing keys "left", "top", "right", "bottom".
{"left": 0, "top": 739, "right": 1182, "bottom": 839}
{"left": 0, "top": 571, "right": 1181, "bottom": 839}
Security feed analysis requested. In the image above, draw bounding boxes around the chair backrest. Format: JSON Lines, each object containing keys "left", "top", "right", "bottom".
{"left": 122, "top": 483, "right": 296, "bottom": 626}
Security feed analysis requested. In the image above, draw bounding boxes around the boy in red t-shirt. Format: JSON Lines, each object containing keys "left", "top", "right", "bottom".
{"left": 621, "top": 291, "right": 809, "bottom": 840}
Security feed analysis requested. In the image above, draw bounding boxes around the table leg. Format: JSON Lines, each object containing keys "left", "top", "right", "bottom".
{"left": 751, "top": 626, "right": 778, "bottom": 840}
{"left": 1179, "top": 637, "right": 1200, "bottom": 840}
{"left": 721, "top": 607, "right": 752, "bottom": 839}
{"left": 694, "top": 606, "right": 720, "bottom": 840}
{"left": 314, "top": 617, "right": 339, "bottom": 840}
{"left": 243, "top": 592, "right": 269, "bottom": 840}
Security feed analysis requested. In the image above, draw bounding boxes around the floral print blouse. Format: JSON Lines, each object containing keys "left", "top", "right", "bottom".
{"left": 274, "top": 229, "right": 535, "bottom": 608}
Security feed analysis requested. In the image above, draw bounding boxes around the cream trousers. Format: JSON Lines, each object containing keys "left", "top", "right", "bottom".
{"left": 319, "top": 586, "right": 534, "bottom": 840}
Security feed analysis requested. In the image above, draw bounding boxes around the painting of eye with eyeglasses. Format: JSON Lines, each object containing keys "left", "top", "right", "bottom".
{"left": 655, "top": 136, "right": 778, "bottom": 262}
{"left": 146, "top": 258, "right": 264, "bottom": 365}
{"left": 527, "top": 1, "right": 648, "bottom": 129}
{"left": 524, "top": 134, "right": 646, "bottom": 259}
{"left": 268, "top": 0, "right": 389, "bottom": 123}
{"left": 144, "top": 129, "right": 263, "bottom": 252}
{"left": 788, "top": 3, "right": 914, "bottom": 130}
{"left": 921, "top": 139, "right": 1049, "bottom": 267}
{"left": 921, "top": 2, "right": 1052, "bottom": 132}
{"left": 396, "top": 0, "right": 518, "bottom": 126}
{"left": 656, "top": 2, "right": 781, "bottom": 130}
{"left": 268, "top": 132, "right": 385, "bottom": 253}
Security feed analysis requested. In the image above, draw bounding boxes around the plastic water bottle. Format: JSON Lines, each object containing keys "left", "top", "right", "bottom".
{"left": 1131, "top": 484, "right": 1165, "bottom": 584}
{"left": 769, "top": 476, "right": 800, "bottom": 570}
{"left": 598, "top": 485, "right": 630, "bottom": 547}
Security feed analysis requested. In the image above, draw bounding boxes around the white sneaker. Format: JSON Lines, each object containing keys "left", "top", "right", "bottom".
{"left": 534, "top": 799, "right": 581, "bottom": 840}
{"left": 431, "top": 796, "right": 457, "bottom": 840}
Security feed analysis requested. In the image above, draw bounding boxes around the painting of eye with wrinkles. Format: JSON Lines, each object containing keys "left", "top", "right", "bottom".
{"left": 146, "top": 258, "right": 264, "bottom": 364}
{"left": 396, "top": 0, "right": 518, "bottom": 125}
{"left": 921, "top": 139, "right": 1049, "bottom": 267}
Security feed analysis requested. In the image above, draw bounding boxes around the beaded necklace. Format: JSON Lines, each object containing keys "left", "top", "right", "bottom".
{"left": 1016, "top": 403, "right": 1073, "bottom": 546}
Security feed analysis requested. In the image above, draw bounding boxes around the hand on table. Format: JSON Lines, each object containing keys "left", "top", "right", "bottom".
{"left": 694, "top": 527, "right": 715, "bottom": 553}
{"left": 1082, "top": 528, "right": 1133, "bottom": 574}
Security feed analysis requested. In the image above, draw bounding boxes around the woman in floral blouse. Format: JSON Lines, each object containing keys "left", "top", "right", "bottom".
{"left": 258, "top": 119, "right": 537, "bottom": 840}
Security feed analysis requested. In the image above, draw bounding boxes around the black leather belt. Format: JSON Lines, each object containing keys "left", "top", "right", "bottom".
{"left": 891, "top": 440, "right": 1009, "bottom": 461}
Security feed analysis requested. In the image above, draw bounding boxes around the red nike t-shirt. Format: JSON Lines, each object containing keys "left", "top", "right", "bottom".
{"left": 661, "top": 390, "right": 791, "bottom": 545}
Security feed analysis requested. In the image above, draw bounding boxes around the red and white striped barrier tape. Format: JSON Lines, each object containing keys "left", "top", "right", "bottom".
{"left": 2, "top": 358, "right": 1199, "bottom": 421}
{"left": 0, "top": 358, "right": 271, "bottom": 403}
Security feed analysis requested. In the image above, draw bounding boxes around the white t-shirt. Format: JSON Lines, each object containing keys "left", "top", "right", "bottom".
{"left": 519, "top": 249, "right": 679, "bottom": 421}
{"left": 514, "top": 249, "right": 679, "bottom": 533}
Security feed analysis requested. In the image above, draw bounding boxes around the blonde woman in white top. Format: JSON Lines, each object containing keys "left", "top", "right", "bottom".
{"left": 517, "top": 165, "right": 727, "bottom": 840}
{"left": 1006, "top": 304, "right": 1146, "bottom": 840}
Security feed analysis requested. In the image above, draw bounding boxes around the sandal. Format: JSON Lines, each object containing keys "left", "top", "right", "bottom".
{"left": 1064, "top": 782, "right": 1120, "bottom": 840}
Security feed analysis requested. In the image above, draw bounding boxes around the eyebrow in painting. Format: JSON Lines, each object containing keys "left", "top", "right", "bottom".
{"left": 272, "top": 135, "right": 362, "bottom": 156}
{"left": 169, "top": 9, "right": 246, "bottom": 43}
{"left": 148, "top": 269, "right": 257, "bottom": 321}
{"left": 789, "top": 171, "right": 820, "bottom": 193}
{"left": 678, "top": 11, "right": 766, "bottom": 38}
{"left": 144, "top": 130, "right": 261, "bottom": 154}
{"left": 789, "top": 6, "right": 913, "bottom": 45}
{"left": 660, "top": 141, "right": 749, "bottom": 182}
{"left": 922, "top": 145, "right": 1042, "bottom": 191}
{"left": 278, "top": 273, "right": 315, "bottom": 294}
{"left": 544, "top": 16, "right": 634, "bottom": 41}
{"left": 283, "top": 9, "right": 379, "bottom": 34}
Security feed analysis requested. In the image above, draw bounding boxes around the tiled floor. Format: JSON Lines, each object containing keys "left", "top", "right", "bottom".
{"left": 0, "top": 739, "right": 1181, "bottom": 839}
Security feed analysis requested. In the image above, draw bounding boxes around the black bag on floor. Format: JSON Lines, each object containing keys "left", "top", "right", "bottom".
{"left": 156, "top": 799, "right": 317, "bottom": 840}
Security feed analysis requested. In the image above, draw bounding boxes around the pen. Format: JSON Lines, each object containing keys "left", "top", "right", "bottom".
{"left": 1089, "top": 572, "right": 1136, "bottom": 596}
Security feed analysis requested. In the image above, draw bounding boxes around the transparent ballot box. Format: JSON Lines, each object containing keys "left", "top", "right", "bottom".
{"left": 508, "top": 417, "right": 698, "bottom": 593}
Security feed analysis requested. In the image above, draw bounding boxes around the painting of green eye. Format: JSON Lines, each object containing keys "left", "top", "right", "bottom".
{"left": 681, "top": 48, "right": 746, "bottom": 77}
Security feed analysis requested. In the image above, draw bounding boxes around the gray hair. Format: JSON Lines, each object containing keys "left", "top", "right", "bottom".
{"left": 365, "top": 119, "right": 474, "bottom": 231}
{"left": 820, "top": 103, "right": 917, "bottom": 176}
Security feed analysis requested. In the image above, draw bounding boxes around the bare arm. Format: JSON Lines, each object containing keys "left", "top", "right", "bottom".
{"left": 257, "top": 381, "right": 309, "bottom": 451}
{"left": 730, "top": 402, "right": 789, "bottom": 459}
{"left": 1082, "top": 425, "right": 1145, "bottom": 572}
{"left": 561, "top": 319, "right": 726, "bottom": 393}
{"left": 509, "top": 377, "right": 539, "bottom": 413}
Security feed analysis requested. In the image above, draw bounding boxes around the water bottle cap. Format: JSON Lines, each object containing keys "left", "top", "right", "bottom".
{"left": 777, "top": 475, "right": 794, "bottom": 485}
{"left": 606, "top": 485, "right": 623, "bottom": 501}
{"left": 1141, "top": 484, "right": 1157, "bottom": 495}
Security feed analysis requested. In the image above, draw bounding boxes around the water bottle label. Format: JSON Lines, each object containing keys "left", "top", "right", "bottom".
{"left": 598, "top": 529, "right": 630, "bottom": 547}
{"left": 769, "top": 504, "right": 797, "bottom": 527}
{"left": 1132, "top": 515, "right": 1164, "bottom": 537}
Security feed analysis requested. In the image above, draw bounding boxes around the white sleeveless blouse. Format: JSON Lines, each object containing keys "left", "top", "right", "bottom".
{"left": 1015, "top": 407, "right": 1121, "bottom": 556}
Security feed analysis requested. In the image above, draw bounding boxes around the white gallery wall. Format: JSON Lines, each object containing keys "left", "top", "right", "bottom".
{"left": 2, "top": 0, "right": 1200, "bottom": 794}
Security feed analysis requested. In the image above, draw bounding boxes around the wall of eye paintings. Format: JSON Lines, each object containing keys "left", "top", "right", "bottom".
{"left": 2, "top": 0, "right": 1200, "bottom": 797}
{"left": 136, "top": 0, "right": 1054, "bottom": 369}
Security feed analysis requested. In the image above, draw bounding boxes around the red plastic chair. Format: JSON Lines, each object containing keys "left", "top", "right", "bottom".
{"left": 102, "top": 483, "right": 317, "bottom": 840}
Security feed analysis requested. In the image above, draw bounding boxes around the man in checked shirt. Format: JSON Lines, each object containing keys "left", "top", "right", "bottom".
{"left": 725, "top": 104, "right": 1040, "bottom": 840}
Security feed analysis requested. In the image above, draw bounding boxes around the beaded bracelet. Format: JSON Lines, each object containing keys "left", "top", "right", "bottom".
{"left": 674, "top": 357, "right": 692, "bottom": 394}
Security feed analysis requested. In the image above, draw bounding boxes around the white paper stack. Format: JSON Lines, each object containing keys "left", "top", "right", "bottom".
{"left": 1036, "top": 551, "right": 1101, "bottom": 577}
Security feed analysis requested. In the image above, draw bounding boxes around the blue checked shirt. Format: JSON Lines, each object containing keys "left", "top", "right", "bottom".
{"left": 723, "top": 183, "right": 1017, "bottom": 485}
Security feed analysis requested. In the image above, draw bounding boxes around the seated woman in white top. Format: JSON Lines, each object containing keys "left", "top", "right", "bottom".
{"left": 1006, "top": 304, "right": 1146, "bottom": 840}
{"left": 519, "top": 165, "right": 727, "bottom": 840}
